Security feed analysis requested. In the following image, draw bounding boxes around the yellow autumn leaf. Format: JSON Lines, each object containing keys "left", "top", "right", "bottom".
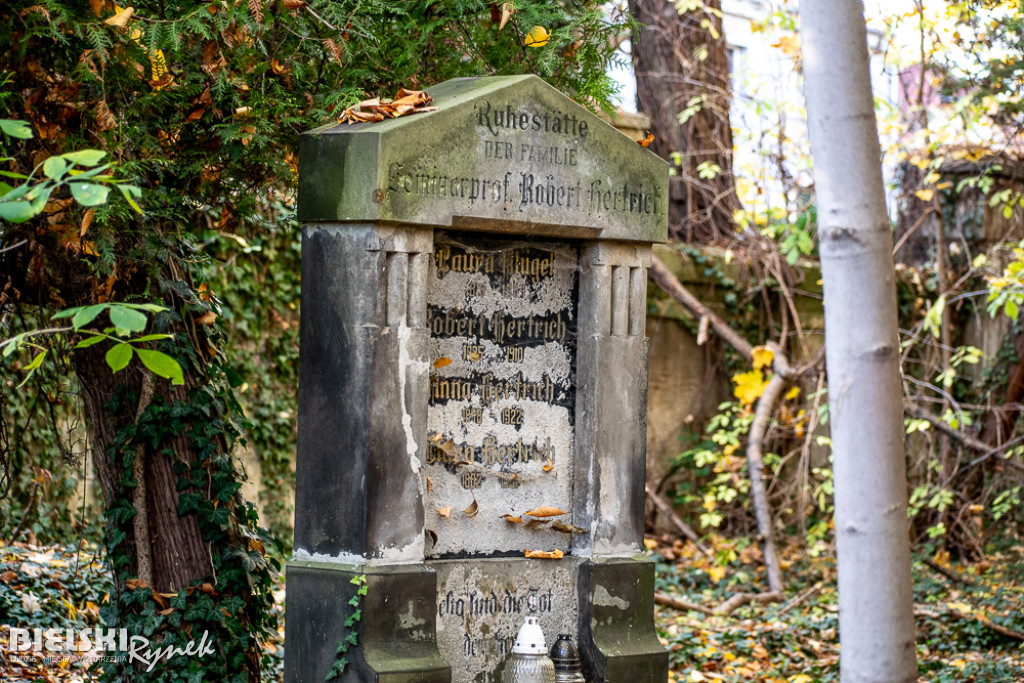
{"left": 524, "top": 25, "right": 550, "bottom": 47}
{"left": 688, "top": 670, "right": 707, "bottom": 682}
{"left": 723, "top": 443, "right": 739, "bottom": 456}
{"left": 105, "top": 5, "right": 134, "bottom": 28}
{"left": 707, "top": 565, "right": 726, "bottom": 583}
{"left": 150, "top": 49, "right": 167, "bottom": 80}
{"left": 785, "top": 386, "right": 800, "bottom": 400}
{"left": 732, "top": 369, "right": 769, "bottom": 405}
{"left": 751, "top": 344, "right": 774, "bottom": 370}
{"left": 525, "top": 506, "right": 566, "bottom": 517}
{"left": 915, "top": 188, "right": 935, "bottom": 201}
{"left": 771, "top": 34, "right": 800, "bottom": 58}
{"left": 789, "top": 675, "right": 814, "bottom": 683}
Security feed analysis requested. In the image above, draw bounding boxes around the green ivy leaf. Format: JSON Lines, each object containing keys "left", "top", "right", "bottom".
{"left": 119, "top": 183, "right": 143, "bottom": 213}
{"left": 69, "top": 181, "right": 111, "bottom": 206}
{"left": 109, "top": 306, "right": 148, "bottom": 332}
{"left": 75, "top": 334, "right": 107, "bottom": 349}
{"left": 72, "top": 304, "right": 109, "bottom": 329}
{"left": 135, "top": 348, "right": 184, "bottom": 385}
{"left": 0, "top": 119, "right": 33, "bottom": 139}
{"left": 106, "top": 343, "right": 134, "bottom": 372}
{"left": 0, "top": 200, "right": 37, "bottom": 222}
{"left": 43, "top": 156, "right": 68, "bottom": 179}
{"left": 63, "top": 149, "right": 107, "bottom": 166}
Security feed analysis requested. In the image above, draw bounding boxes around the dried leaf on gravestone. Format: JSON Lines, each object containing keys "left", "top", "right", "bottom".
{"left": 638, "top": 132, "right": 655, "bottom": 147}
{"left": 464, "top": 500, "right": 479, "bottom": 518}
{"left": 524, "top": 519, "right": 549, "bottom": 529}
{"left": 433, "top": 357, "right": 452, "bottom": 368}
{"left": 525, "top": 506, "right": 566, "bottom": 518}
{"left": 426, "top": 477, "right": 433, "bottom": 493}
{"left": 501, "top": 514, "right": 523, "bottom": 524}
{"left": 425, "top": 529, "right": 438, "bottom": 547}
{"left": 438, "top": 506, "right": 452, "bottom": 518}
{"left": 524, "top": 549, "right": 564, "bottom": 559}
{"left": 551, "top": 520, "right": 587, "bottom": 535}
{"left": 542, "top": 460, "right": 554, "bottom": 472}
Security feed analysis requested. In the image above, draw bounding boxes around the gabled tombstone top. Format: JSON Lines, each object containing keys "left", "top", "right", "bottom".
{"left": 299, "top": 75, "right": 668, "bottom": 243}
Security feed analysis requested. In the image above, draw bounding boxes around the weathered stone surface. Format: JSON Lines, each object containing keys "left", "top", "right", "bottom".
{"left": 294, "top": 224, "right": 432, "bottom": 562}
{"left": 289, "top": 75, "right": 669, "bottom": 683}
{"left": 424, "top": 231, "right": 579, "bottom": 557}
{"left": 284, "top": 561, "right": 450, "bottom": 683}
{"left": 299, "top": 76, "right": 668, "bottom": 243}
{"left": 577, "top": 557, "right": 668, "bottom": 683}
{"left": 430, "top": 557, "right": 579, "bottom": 682}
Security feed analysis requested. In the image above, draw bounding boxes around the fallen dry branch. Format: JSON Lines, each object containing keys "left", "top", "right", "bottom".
{"left": 655, "top": 592, "right": 715, "bottom": 615}
{"left": 903, "top": 402, "right": 1024, "bottom": 475}
{"left": 655, "top": 590, "right": 784, "bottom": 617}
{"left": 713, "top": 590, "right": 783, "bottom": 616}
{"left": 922, "top": 558, "right": 979, "bottom": 588}
{"left": 915, "top": 605, "right": 1024, "bottom": 641}
{"left": 645, "top": 484, "right": 711, "bottom": 556}
{"left": 777, "top": 582, "right": 822, "bottom": 617}
{"left": 745, "top": 343, "right": 793, "bottom": 595}
{"left": 649, "top": 255, "right": 753, "bottom": 361}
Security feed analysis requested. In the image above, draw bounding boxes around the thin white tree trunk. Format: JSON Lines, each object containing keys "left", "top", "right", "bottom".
{"left": 801, "top": 3, "right": 918, "bottom": 682}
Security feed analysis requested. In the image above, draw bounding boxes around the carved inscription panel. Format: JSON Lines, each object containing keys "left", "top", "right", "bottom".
{"left": 431, "top": 559, "right": 577, "bottom": 683}
{"left": 424, "top": 231, "right": 578, "bottom": 558}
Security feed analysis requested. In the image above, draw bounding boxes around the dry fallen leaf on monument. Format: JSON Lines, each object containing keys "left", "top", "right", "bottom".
{"left": 338, "top": 88, "right": 438, "bottom": 124}
{"left": 524, "top": 549, "right": 564, "bottom": 559}
{"left": 464, "top": 500, "right": 479, "bottom": 518}
{"left": 501, "top": 514, "right": 523, "bottom": 524}
{"left": 525, "top": 506, "right": 566, "bottom": 518}
{"left": 433, "top": 357, "right": 452, "bottom": 368}
{"left": 438, "top": 506, "right": 452, "bottom": 518}
{"left": 542, "top": 460, "right": 554, "bottom": 472}
{"left": 551, "top": 520, "right": 587, "bottom": 535}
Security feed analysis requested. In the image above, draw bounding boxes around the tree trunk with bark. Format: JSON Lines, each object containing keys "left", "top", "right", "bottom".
{"left": 629, "top": 0, "right": 740, "bottom": 243}
{"left": 802, "top": 2, "right": 918, "bottom": 681}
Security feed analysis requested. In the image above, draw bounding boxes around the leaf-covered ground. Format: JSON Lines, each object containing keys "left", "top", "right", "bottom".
{"left": 0, "top": 541, "right": 285, "bottom": 682}
{"left": 651, "top": 536, "right": 1024, "bottom": 682}
{"left": 2, "top": 538, "right": 1022, "bottom": 682}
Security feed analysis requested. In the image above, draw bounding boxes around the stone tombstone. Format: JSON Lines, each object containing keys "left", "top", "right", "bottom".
{"left": 286, "top": 75, "right": 669, "bottom": 683}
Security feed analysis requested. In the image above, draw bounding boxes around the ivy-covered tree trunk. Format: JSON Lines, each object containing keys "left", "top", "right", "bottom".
{"left": 628, "top": 0, "right": 740, "bottom": 243}
{"left": 75, "top": 325, "right": 214, "bottom": 591}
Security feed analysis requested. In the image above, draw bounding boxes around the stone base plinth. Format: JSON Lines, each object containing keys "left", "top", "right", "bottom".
{"left": 284, "top": 561, "right": 450, "bottom": 682}
{"left": 578, "top": 556, "right": 669, "bottom": 683}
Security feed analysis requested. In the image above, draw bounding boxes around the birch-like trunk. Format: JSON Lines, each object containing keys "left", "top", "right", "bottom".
{"left": 800, "top": 3, "right": 917, "bottom": 682}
